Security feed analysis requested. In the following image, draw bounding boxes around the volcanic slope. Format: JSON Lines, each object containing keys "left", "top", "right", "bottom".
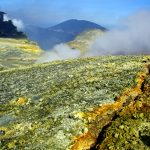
{"left": 0, "top": 56, "right": 150, "bottom": 150}
{"left": 0, "top": 38, "right": 43, "bottom": 70}
{"left": 68, "top": 29, "right": 104, "bottom": 54}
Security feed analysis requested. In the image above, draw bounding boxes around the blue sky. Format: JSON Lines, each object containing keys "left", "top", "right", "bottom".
{"left": 0, "top": 0, "right": 150, "bottom": 27}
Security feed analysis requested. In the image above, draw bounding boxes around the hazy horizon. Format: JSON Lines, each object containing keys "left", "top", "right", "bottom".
{"left": 0, "top": 0, "right": 150, "bottom": 28}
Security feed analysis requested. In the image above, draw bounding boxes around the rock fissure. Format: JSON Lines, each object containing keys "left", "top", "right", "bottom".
{"left": 1, "top": 56, "right": 150, "bottom": 150}
{"left": 71, "top": 63, "right": 150, "bottom": 150}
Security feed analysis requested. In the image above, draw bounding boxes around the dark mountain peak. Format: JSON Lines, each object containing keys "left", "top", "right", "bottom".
{"left": 48, "top": 19, "right": 106, "bottom": 34}
{"left": 63, "top": 19, "right": 79, "bottom": 22}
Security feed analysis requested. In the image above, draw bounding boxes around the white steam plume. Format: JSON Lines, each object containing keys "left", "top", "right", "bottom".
{"left": 4, "top": 15, "right": 24, "bottom": 31}
{"left": 87, "top": 10, "right": 150, "bottom": 56}
{"left": 36, "top": 10, "right": 150, "bottom": 64}
{"left": 36, "top": 44, "right": 81, "bottom": 63}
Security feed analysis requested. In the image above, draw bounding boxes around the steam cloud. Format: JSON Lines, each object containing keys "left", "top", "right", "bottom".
{"left": 36, "top": 44, "right": 81, "bottom": 63}
{"left": 37, "top": 10, "right": 150, "bottom": 63}
{"left": 87, "top": 10, "right": 150, "bottom": 56}
{"left": 4, "top": 15, "right": 24, "bottom": 31}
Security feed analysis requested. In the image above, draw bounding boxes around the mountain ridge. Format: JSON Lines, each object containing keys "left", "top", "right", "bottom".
{"left": 24, "top": 19, "right": 106, "bottom": 50}
{"left": 48, "top": 19, "right": 106, "bottom": 33}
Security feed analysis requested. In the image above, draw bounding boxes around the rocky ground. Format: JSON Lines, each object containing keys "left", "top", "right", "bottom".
{"left": 0, "top": 55, "right": 150, "bottom": 150}
{"left": 96, "top": 74, "right": 150, "bottom": 150}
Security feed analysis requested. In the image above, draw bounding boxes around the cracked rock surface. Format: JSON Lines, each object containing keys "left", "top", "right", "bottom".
{"left": 0, "top": 56, "right": 150, "bottom": 150}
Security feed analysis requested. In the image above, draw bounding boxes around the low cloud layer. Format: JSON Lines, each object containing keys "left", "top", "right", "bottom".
{"left": 36, "top": 44, "right": 81, "bottom": 63}
{"left": 4, "top": 14, "right": 24, "bottom": 31}
{"left": 87, "top": 10, "right": 150, "bottom": 56}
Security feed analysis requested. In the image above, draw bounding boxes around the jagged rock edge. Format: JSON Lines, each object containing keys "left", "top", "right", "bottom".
{"left": 70, "top": 63, "right": 150, "bottom": 150}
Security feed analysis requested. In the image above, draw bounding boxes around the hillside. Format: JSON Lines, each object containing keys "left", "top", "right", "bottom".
{"left": 25, "top": 19, "right": 106, "bottom": 50}
{"left": 0, "top": 38, "right": 43, "bottom": 70}
{"left": 48, "top": 19, "right": 106, "bottom": 34}
{"left": 68, "top": 29, "right": 104, "bottom": 54}
{"left": 0, "top": 56, "right": 150, "bottom": 150}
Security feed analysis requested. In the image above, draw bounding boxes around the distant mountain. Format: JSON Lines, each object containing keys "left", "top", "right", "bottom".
{"left": 48, "top": 19, "right": 106, "bottom": 34}
{"left": 24, "top": 19, "right": 106, "bottom": 50}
